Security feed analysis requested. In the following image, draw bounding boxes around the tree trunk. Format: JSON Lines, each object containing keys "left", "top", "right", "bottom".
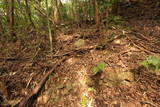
{"left": 24, "top": 0, "right": 35, "bottom": 27}
{"left": 45, "top": 0, "right": 53, "bottom": 57}
{"left": 88, "top": 0, "right": 93, "bottom": 21}
{"left": 104, "top": 6, "right": 112, "bottom": 26}
{"left": 5, "top": 0, "right": 10, "bottom": 26}
{"left": 72, "top": 0, "right": 80, "bottom": 26}
{"left": 94, "top": 0, "right": 100, "bottom": 27}
{"left": 58, "top": 0, "right": 63, "bottom": 22}
{"left": 0, "top": 20, "right": 4, "bottom": 35}
{"left": 53, "top": 0, "right": 61, "bottom": 25}
{"left": 89, "top": 0, "right": 94, "bottom": 21}
{"left": 9, "top": 0, "right": 16, "bottom": 38}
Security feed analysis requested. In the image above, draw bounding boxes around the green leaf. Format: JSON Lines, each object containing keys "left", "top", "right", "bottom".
{"left": 140, "top": 56, "right": 160, "bottom": 71}
{"left": 139, "top": 61, "right": 149, "bottom": 69}
{"left": 92, "top": 62, "right": 107, "bottom": 75}
{"left": 97, "top": 63, "right": 106, "bottom": 70}
{"left": 147, "top": 56, "right": 160, "bottom": 65}
{"left": 80, "top": 96, "right": 88, "bottom": 107}
{"left": 93, "top": 66, "right": 100, "bottom": 75}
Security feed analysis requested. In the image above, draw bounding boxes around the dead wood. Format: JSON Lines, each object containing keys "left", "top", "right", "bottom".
{"left": 52, "top": 45, "right": 98, "bottom": 58}
{"left": 125, "top": 33, "right": 158, "bottom": 55}
{"left": 18, "top": 58, "right": 65, "bottom": 107}
{"left": 0, "top": 57, "right": 30, "bottom": 61}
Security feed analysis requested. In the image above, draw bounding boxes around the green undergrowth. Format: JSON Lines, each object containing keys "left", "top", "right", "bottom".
{"left": 80, "top": 96, "right": 88, "bottom": 107}
{"left": 140, "top": 56, "right": 160, "bottom": 75}
{"left": 92, "top": 62, "right": 107, "bottom": 75}
{"left": 108, "top": 15, "right": 123, "bottom": 25}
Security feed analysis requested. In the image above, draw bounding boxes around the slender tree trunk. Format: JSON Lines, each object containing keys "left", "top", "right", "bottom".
{"left": 46, "top": 0, "right": 53, "bottom": 58}
{"left": 24, "top": 0, "right": 35, "bottom": 27}
{"left": 0, "top": 20, "right": 4, "bottom": 35}
{"left": 58, "top": 0, "right": 64, "bottom": 22}
{"left": 5, "top": 0, "right": 16, "bottom": 38}
{"left": 102, "top": 7, "right": 111, "bottom": 27}
{"left": 72, "top": 0, "right": 80, "bottom": 26}
{"left": 94, "top": 0, "right": 100, "bottom": 27}
{"left": 53, "top": 0, "right": 61, "bottom": 24}
{"left": 88, "top": 0, "right": 92, "bottom": 21}
{"left": 82, "top": 1, "right": 87, "bottom": 22}
{"left": 89, "top": 0, "right": 94, "bottom": 21}
{"left": 9, "top": 0, "right": 16, "bottom": 38}
{"left": 5, "top": 0, "right": 10, "bottom": 26}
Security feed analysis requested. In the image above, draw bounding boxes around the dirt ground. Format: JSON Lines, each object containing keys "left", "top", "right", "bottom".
{"left": 0, "top": 0, "right": 160, "bottom": 107}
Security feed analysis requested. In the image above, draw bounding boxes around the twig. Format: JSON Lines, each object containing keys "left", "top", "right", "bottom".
{"left": 125, "top": 34, "right": 157, "bottom": 55}
{"left": 18, "top": 58, "right": 65, "bottom": 107}
{"left": 141, "top": 101, "right": 157, "bottom": 107}
{"left": 117, "top": 29, "right": 160, "bottom": 54}
{"left": 52, "top": 45, "right": 97, "bottom": 58}
{"left": 0, "top": 57, "right": 29, "bottom": 61}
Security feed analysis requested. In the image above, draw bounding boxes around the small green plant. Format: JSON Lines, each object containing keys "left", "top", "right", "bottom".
{"left": 93, "top": 62, "right": 107, "bottom": 75}
{"left": 88, "top": 87, "right": 96, "bottom": 92}
{"left": 80, "top": 96, "right": 88, "bottom": 107}
{"left": 140, "top": 56, "right": 160, "bottom": 71}
{"left": 108, "top": 15, "right": 122, "bottom": 25}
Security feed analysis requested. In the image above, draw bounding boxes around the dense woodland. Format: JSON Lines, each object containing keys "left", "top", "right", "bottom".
{"left": 0, "top": 0, "right": 160, "bottom": 107}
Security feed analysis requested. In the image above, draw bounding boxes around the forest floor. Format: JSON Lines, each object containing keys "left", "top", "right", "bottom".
{"left": 0, "top": 0, "right": 160, "bottom": 107}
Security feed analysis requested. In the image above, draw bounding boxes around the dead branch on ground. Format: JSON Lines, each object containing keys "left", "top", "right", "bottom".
{"left": 18, "top": 58, "right": 65, "bottom": 107}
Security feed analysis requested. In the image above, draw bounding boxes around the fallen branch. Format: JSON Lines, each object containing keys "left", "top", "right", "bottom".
{"left": 18, "top": 58, "right": 65, "bottom": 107}
{"left": 52, "top": 45, "right": 98, "bottom": 58}
{"left": 0, "top": 57, "right": 29, "bottom": 61}
{"left": 125, "top": 34, "right": 157, "bottom": 55}
{"left": 141, "top": 101, "right": 157, "bottom": 107}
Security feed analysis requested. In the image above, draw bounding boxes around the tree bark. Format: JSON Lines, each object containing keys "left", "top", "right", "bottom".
{"left": 53, "top": 0, "right": 61, "bottom": 24}
{"left": 24, "top": 0, "right": 35, "bottom": 27}
{"left": 9, "top": 0, "right": 16, "bottom": 38}
{"left": 94, "top": 0, "right": 100, "bottom": 27}
{"left": 58, "top": 0, "right": 64, "bottom": 22}
{"left": 6, "top": 0, "right": 16, "bottom": 39}
{"left": 0, "top": 20, "right": 4, "bottom": 35}
{"left": 72, "top": 0, "right": 80, "bottom": 26}
{"left": 5, "top": 0, "right": 10, "bottom": 26}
